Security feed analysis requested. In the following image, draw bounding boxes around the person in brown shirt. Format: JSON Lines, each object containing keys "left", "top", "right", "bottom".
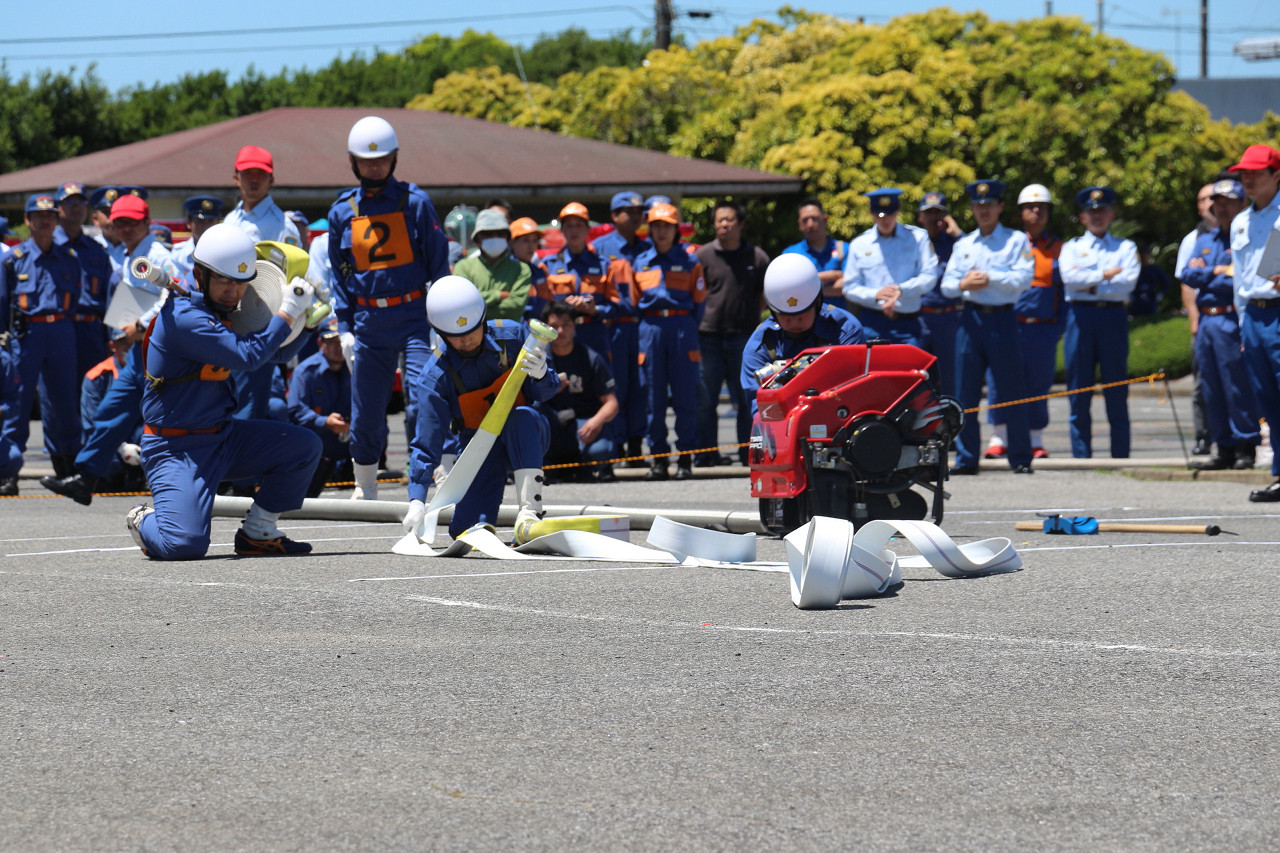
{"left": 694, "top": 200, "right": 770, "bottom": 466}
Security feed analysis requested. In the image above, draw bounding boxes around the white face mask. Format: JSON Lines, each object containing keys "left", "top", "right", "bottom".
{"left": 480, "top": 237, "right": 508, "bottom": 258}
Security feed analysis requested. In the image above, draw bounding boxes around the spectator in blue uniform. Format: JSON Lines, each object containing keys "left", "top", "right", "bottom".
{"left": 78, "top": 334, "right": 145, "bottom": 490}
{"left": 149, "top": 224, "right": 173, "bottom": 250}
{"left": 1130, "top": 243, "right": 1172, "bottom": 316}
{"left": 0, "top": 194, "right": 85, "bottom": 483}
{"left": 588, "top": 191, "right": 650, "bottom": 465}
{"left": 289, "top": 319, "right": 353, "bottom": 497}
{"left": 53, "top": 181, "right": 114, "bottom": 378}
{"left": 940, "top": 179, "right": 1036, "bottom": 475}
{"left": 401, "top": 276, "right": 560, "bottom": 539}
{"left": 0, "top": 335, "right": 22, "bottom": 495}
{"left": 170, "top": 196, "right": 226, "bottom": 282}
{"left": 509, "top": 217, "right": 547, "bottom": 323}
{"left": 742, "top": 254, "right": 865, "bottom": 411}
{"left": 1060, "top": 186, "right": 1140, "bottom": 459}
{"left": 538, "top": 302, "right": 619, "bottom": 482}
{"left": 88, "top": 186, "right": 124, "bottom": 256}
{"left": 916, "top": 192, "right": 964, "bottom": 398}
{"left": 1181, "top": 179, "right": 1260, "bottom": 472}
{"left": 781, "top": 197, "right": 848, "bottom": 308}
{"left": 842, "top": 188, "right": 939, "bottom": 347}
{"left": 631, "top": 202, "right": 707, "bottom": 481}
{"left": 124, "top": 224, "right": 320, "bottom": 560}
{"left": 328, "top": 116, "right": 450, "bottom": 500}
{"left": 986, "top": 184, "right": 1064, "bottom": 460}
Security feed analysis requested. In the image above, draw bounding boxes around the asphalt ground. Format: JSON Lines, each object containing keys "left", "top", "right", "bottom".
{"left": 4, "top": 404, "right": 1280, "bottom": 850}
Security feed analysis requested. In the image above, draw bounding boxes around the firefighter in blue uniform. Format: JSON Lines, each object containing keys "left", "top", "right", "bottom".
{"left": 940, "top": 179, "right": 1036, "bottom": 475}
{"left": 631, "top": 202, "right": 706, "bottom": 481}
{"left": 1059, "top": 186, "right": 1140, "bottom": 458}
{"left": 781, "top": 197, "right": 847, "bottom": 308}
{"left": 985, "top": 184, "right": 1064, "bottom": 460}
{"left": 0, "top": 194, "right": 84, "bottom": 483}
{"left": 588, "top": 191, "right": 650, "bottom": 465}
{"left": 289, "top": 318, "right": 354, "bottom": 496}
{"left": 124, "top": 224, "right": 320, "bottom": 560}
{"left": 0, "top": 331, "right": 22, "bottom": 495}
{"left": 53, "top": 181, "right": 114, "bottom": 378}
{"left": 401, "top": 276, "right": 560, "bottom": 539}
{"left": 842, "top": 188, "right": 938, "bottom": 347}
{"left": 328, "top": 116, "right": 450, "bottom": 500}
{"left": 171, "top": 196, "right": 226, "bottom": 282}
{"left": 741, "top": 254, "right": 865, "bottom": 411}
{"left": 916, "top": 192, "right": 963, "bottom": 397}
{"left": 1181, "top": 179, "right": 1260, "bottom": 470}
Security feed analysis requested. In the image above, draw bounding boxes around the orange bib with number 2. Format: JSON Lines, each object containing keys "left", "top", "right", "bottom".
{"left": 351, "top": 212, "right": 414, "bottom": 272}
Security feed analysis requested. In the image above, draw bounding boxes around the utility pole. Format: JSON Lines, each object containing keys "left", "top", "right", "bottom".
{"left": 1097, "top": 0, "right": 1104, "bottom": 32}
{"left": 1200, "top": 0, "right": 1209, "bottom": 77}
{"left": 1045, "top": 1, "right": 1053, "bottom": 16}
{"left": 656, "top": 0, "right": 673, "bottom": 50}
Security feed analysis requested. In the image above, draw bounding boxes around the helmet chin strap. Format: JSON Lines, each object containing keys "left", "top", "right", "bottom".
{"left": 350, "top": 153, "right": 397, "bottom": 190}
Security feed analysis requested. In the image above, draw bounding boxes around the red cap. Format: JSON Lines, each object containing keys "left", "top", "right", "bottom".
{"left": 1230, "top": 144, "right": 1280, "bottom": 172}
{"left": 109, "top": 195, "right": 149, "bottom": 221}
{"left": 235, "top": 145, "right": 274, "bottom": 173}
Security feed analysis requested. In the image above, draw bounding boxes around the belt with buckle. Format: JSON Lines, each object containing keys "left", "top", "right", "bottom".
{"left": 27, "top": 313, "right": 67, "bottom": 324}
{"left": 1200, "top": 305, "right": 1235, "bottom": 316}
{"left": 965, "top": 303, "right": 1012, "bottom": 314}
{"left": 1070, "top": 300, "right": 1125, "bottom": 308}
{"left": 613, "top": 315, "right": 637, "bottom": 324}
{"left": 355, "top": 289, "right": 424, "bottom": 308}
{"left": 72, "top": 313, "right": 103, "bottom": 323}
{"left": 643, "top": 309, "right": 691, "bottom": 318}
{"left": 1016, "top": 316, "right": 1057, "bottom": 324}
{"left": 920, "top": 305, "right": 961, "bottom": 315}
{"left": 144, "top": 423, "right": 225, "bottom": 438}
{"left": 1249, "top": 297, "right": 1280, "bottom": 309}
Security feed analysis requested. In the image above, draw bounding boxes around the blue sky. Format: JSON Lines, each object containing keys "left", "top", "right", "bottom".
{"left": 4, "top": 1, "right": 1278, "bottom": 91}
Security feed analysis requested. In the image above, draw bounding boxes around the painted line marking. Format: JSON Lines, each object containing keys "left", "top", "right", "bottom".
{"left": 0, "top": 521, "right": 401, "bottom": 545}
{"left": 968, "top": 513, "right": 1280, "bottom": 525}
{"left": 4, "top": 535, "right": 403, "bottom": 558}
{"left": 1020, "top": 541, "right": 1280, "bottom": 552}
{"left": 354, "top": 565, "right": 683, "bottom": 582}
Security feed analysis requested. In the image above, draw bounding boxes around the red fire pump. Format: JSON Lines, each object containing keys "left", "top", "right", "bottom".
{"left": 748, "top": 342, "right": 964, "bottom": 536}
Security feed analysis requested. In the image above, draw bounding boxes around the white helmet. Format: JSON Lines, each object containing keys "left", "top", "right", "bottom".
{"left": 764, "top": 254, "right": 822, "bottom": 315}
{"left": 348, "top": 116, "right": 399, "bottom": 159}
{"left": 1017, "top": 184, "right": 1053, "bottom": 205}
{"left": 427, "top": 275, "right": 487, "bottom": 335}
{"left": 192, "top": 223, "right": 257, "bottom": 282}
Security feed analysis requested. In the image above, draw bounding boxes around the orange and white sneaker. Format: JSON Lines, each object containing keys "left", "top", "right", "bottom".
{"left": 983, "top": 443, "right": 1007, "bottom": 459}
{"left": 1033, "top": 447, "right": 1050, "bottom": 459}
{"left": 233, "top": 528, "right": 313, "bottom": 556}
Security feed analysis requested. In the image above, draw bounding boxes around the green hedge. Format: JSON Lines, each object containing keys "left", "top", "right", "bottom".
{"left": 1053, "top": 313, "right": 1192, "bottom": 382}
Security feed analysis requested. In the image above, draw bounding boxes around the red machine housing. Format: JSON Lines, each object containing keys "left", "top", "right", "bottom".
{"left": 749, "top": 343, "right": 961, "bottom": 535}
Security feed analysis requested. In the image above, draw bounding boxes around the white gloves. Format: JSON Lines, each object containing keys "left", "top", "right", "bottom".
{"left": 403, "top": 499, "right": 426, "bottom": 534}
{"left": 278, "top": 279, "right": 315, "bottom": 323}
{"left": 117, "top": 442, "right": 142, "bottom": 466}
{"left": 433, "top": 453, "right": 456, "bottom": 487}
{"left": 339, "top": 332, "right": 357, "bottom": 373}
{"left": 521, "top": 347, "right": 548, "bottom": 380}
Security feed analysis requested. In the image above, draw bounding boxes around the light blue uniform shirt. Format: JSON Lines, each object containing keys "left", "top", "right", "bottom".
{"left": 225, "top": 195, "right": 301, "bottom": 246}
{"left": 841, "top": 223, "right": 938, "bottom": 312}
{"left": 939, "top": 224, "right": 1034, "bottom": 304}
{"left": 169, "top": 238, "right": 195, "bottom": 278}
{"left": 1059, "top": 232, "right": 1140, "bottom": 302}
{"left": 308, "top": 232, "right": 333, "bottom": 291}
{"left": 1230, "top": 195, "right": 1280, "bottom": 303}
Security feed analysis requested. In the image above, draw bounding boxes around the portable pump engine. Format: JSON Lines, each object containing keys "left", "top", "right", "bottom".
{"left": 748, "top": 342, "right": 964, "bottom": 536}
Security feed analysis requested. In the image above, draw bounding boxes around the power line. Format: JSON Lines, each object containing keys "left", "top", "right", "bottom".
{"left": 0, "top": 6, "right": 650, "bottom": 47}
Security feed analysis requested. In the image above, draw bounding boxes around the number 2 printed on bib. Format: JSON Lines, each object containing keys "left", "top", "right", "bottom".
{"left": 351, "top": 212, "right": 414, "bottom": 272}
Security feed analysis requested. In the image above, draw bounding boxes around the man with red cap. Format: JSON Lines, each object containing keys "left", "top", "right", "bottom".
{"left": 1227, "top": 144, "right": 1280, "bottom": 501}
{"left": 224, "top": 145, "right": 301, "bottom": 247}
{"left": 107, "top": 195, "right": 178, "bottom": 346}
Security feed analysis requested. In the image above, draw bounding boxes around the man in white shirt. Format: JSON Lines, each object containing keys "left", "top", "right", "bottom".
{"left": 223, "top": 146, "right": 301, "bottom": 247}
{"left": 1225, "top": 145, "right": 1280, "bottom": 500}
{"left": 1059, "top": 186, "right": 1141, "bottom": 458}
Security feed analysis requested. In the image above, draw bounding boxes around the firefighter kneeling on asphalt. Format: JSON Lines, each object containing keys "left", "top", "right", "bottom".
{"left": 403, "top": 276, "right": 560, "bottom": 539}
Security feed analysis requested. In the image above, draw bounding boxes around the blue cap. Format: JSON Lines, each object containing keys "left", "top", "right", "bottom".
{"left": 0, "top": 217, "right": 9, "bottom": 238}
{"left": 965, "top": 180, "right": 1006, "bottom": 203}
{"left": 919, "top": 191, "right": 948, "bottom": 212}
{"left": 25, "top": 194, "right": 58, "bottom": 214}
{"left": 119, "top": 185, "right": 149, "bottom": 200}
{"left": 89, "top": 186, "right": 121, "bottom": 211}
{"left": 183, "top": 195, "right": 225, "bottom": 220}
{"left": 610, "top": 191, "right": 644, "bottom": 211}
{"left": 149, "top": 223, "right": 172, "bottom": 241}
{"left": 865, "top": 188, "right": 903, "bottom": 217}
{"left": 54, "top": 181, "right": 87, "bottom": 203}
{"left": 644, "top": 195, "right": 671, "bottom": 212}
{"left": 318, "top": 316, "right": 340, "bottom": 339}
{"left": 1076, "top": 186, "right": 1117, "bottom": 209}
{"left": 1211, "top": 179, "right": 1245, "bottom": 200}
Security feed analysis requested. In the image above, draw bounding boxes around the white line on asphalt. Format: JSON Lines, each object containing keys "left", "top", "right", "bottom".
{"left": 1020, "top": 541, "right": 1280, "bottom": 552}
{"left": 355, "top": 565, "right": 682, "bottom": 582}
{"left": 969, "top": 513, "right": 1280, "bottom": 525}
{"left": 4, "top": 534, "right": 403, "bottom": 557}
{"left": 0, "top": 521, "right": 401, "bottom": 545}
{"left": 404, "top": 596, "right": 1269, "bottom": 659}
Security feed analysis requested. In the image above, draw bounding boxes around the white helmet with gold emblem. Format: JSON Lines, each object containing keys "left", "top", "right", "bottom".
{"left": 763, "top": 253, "right": 822, "bottom": 316}
{"left": 347, "top": 116, "right": 399, "bottom": 159}
{"left": 427, "top": 275, "right": 487, "bottom": 336}
{"left": 191, "top": 223, "right": 257, "bottom": 282}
